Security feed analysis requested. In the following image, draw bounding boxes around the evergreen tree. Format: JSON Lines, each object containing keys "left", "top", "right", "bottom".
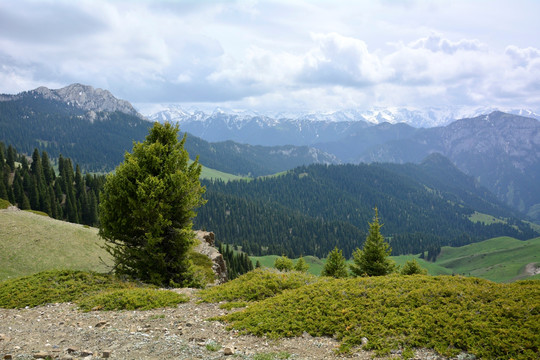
{"left": 6, "top": 145, "right": 15, "bottom": 171}
{"left": 255, "top": 260, "right": 262, "bottom": 268}
{"left": 321, "top": 247, "right": 348, "bottom": 278}
{"left": 99, "top": 122, "right": 206, "bottom": 287}
{"left": 294, "top": 256, "right": 310, "bottom": 272}
{"left": 41, "top": 151, "right": 54, "bottom": 184}
{"left": 274, "top": 255, "right": 294, "bottom": 272}
{"left": 400, "top": 259, "right": 428, "bottom": 275}
{"left": 350, "top": 208, "right": 396, "bottom": 277}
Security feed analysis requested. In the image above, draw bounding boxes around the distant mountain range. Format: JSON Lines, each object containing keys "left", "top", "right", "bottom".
{"left": 2, "top": 84, "right": 539, "bottom": 223}
{"left": 0, "top": 85, "right": 337, "bottom": 175}
{"left": 148, "top": 106, "right": 540, "bottom": 223}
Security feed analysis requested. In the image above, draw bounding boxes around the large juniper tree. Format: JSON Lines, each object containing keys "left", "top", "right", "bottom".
{"left": 350, "top": 208, "right": 396, "bottom": 276}
{"left": 99, "top": 122, "right": 206, "bottom": 287}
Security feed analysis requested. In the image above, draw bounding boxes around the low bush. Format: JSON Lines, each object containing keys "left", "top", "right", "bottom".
{"left": 198, "top": 268, "right": 318, "bottom": 303}
{"left": 0, "top": 270, "right": 138, "bottom": 308}
{"left": 78, "top": 288, "right": 188, "bottom": 311}
{"left": 0, "top": 269, "right": 187, "bottom": 311}
{"left": 216, "top": 275, "right": 540, "bottom": 359}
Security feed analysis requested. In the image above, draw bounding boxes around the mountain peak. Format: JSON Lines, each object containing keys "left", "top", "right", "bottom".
{"left": 26, "top": 83, "right": 142, "bottom": 118}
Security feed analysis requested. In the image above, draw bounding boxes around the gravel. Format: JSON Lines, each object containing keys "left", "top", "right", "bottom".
{"left": 0, "top": 290, "right": 451, "bottom": 360}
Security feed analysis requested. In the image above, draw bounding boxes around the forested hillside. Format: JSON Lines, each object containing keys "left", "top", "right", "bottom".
{"left": 194, "top": 162, "right": 537, "bottom": 258}
{"left": 0, "top": 90, "right": 337, "bottom": 175}
{"left": 0, "top": 142, "right": 104, "bottom": 226}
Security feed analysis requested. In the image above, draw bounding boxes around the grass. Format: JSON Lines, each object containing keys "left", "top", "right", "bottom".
{"left": 0, "top": 210, "right": 112, "bottom": 281}
{"left": 0, "top": 210, "right": 216, "bottom": 286}
{"left": 197, "top": 161, "right": 248, "bottom": 182}
{"left": 436, "top": 236, "right": 540, "bottom": 282}
{"left": 468, "top": 211, "right": 508, "bottom": 225}
{"left": 211, "top": 270, "right": 540, "bottom": 359}
{"left": 0, "top": 269, "right": 188, "bottom": 311}
{"left": 251, "top": 255, "right": 325, "bottom": 276}
{"left": 252, "top": 236, "right": 540, "bottom": 282}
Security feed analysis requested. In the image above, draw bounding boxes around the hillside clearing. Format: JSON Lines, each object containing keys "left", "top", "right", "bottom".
{"left": 0, "top": 209, "right": 112, "bottom": 281}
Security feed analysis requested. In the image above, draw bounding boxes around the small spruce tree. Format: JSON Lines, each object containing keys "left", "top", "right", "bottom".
{"left": 294, "top": 256, "right": 310, "bottom": 272}
{"left": 350, "top": 208, "right": 396, "bottom": 277}
{"left": 274, "top": 255, "right": 294, "bottom": 272}
{"left": 321, "top": 247, "right": 348, "bottom": 278}
{"left": 400, "top": 259, "right": 428, "bottom": 275}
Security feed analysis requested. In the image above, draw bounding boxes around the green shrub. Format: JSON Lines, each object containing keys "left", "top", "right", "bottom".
{"left": 188, "top": 250, "right": 216, "bottom": 287}
{"left": 217, "top": 275, "right": 540, "bottom": 359}
{"left": 274, "top": 255, "right": 294, "bottom": 272}
{"left": 78, "top": 288, "right": 188, "bottom": 311}
{"left": 400, "top": 259, "right": 428, "bottom": 275}
{"left": 23, "top": 209, "right": 49, "bottom": 217}
{"left": 0, "top": 270, "right": 139, "bottom": 308}
{"left": 219, "top": 301, "right": 248, "bottom": 310}
{"left": 199, "top": 268, "right": 318, "bottom": 303}
{"left": 0, "top": 198, "right": 10, "bottom": 209}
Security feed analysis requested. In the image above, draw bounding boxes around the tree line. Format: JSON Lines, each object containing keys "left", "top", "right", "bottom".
{"left": 0, "top": 142, "right": 105, "bottom": 226}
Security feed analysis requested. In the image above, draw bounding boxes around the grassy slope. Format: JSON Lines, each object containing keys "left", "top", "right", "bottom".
{"left": 436, "top": 236, "right": 540, "bottom": 282}
{"left": 253, "top": 237, "right": 540, "bottom": 282}
{"left": 200, "top": 164, "right": 247, "bottom": 182}
{"left": 0, "top": 210, "right": 112, "bottom": 281}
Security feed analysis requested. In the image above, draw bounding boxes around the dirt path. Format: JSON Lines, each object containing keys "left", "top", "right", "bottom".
{"left": 0, "top": 290, "right": 450, "bottom": 360}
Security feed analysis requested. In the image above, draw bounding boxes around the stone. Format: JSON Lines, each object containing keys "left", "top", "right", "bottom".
{"left": 33, "top": 352, "right": 50, "bottom": 359}
{"left": 66, "top": 347, "right": 79, "bottom": 354}
{"left": 102, "top": 350, "right": 112, "bottom": 358}
{"left": 223, "top": 347, "right": 235, "bottom": 355}
{"left": 80, "top": 350, "right": 93, "bottom": 357}
{"left": 4, "top": 355, "right": 13, "bottom": 360}
{"left": 361, "top": 337, "right": 368, "bottom": 346}
{"left": 95, "top": 321, "right": 108, "bottom": 328}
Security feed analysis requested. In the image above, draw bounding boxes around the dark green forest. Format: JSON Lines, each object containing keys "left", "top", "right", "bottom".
{"left": 194, "top": 163, "right": 537, "bottom": 258}
{"left": 0, "top": 95, "right": 333, "bottom": 176}
{"left": 0, "top": 142, "right": 105, "bottom": 226}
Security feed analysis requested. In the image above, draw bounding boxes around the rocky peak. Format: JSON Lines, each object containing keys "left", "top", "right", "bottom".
{"left": 20, "top": 83, "right": 142, "bottom": 118}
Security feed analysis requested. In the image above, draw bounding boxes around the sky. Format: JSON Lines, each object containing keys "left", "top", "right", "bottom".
{"left": 1, "top": 0, "right": 539, "bottom": 114}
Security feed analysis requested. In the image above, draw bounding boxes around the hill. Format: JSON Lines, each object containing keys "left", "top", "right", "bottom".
{"left": 195, "top": 162, "right": 538, "bottom": 258}
{"left": 0, "top": 209, "right": 111, "bottom": 280}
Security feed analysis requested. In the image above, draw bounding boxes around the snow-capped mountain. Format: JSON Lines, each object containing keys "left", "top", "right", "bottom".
{"left": 141, "top": 105, "right": 539, "bottom": 147}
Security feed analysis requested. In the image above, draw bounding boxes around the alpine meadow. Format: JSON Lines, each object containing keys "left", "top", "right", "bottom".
{"left": 1, "top": 1, "right": 540, "bottom": 358}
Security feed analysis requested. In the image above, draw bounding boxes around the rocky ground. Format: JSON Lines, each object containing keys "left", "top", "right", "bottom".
{"left": 0, "top": 289, "right": 453, "bottom": 360}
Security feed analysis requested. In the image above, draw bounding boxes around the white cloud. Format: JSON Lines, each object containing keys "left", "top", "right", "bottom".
{"left": 0, "top": 0, "right": 539, "bottom": 112}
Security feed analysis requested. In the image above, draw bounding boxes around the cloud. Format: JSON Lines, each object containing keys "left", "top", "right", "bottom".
{"left": 409, "top": 33, "right": 485, "bottom": 54}
{"left": 0, "top": 1, "right": 539, "bottom": 112}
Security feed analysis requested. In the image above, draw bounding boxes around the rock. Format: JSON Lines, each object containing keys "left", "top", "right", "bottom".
{"left": 361, "top": 337, "right": 368, "bottom": 346}
{"left": 95, "top": 321, "right": 108, "bottom": 328}
{"left": 194, "top": 230, "right": 228, "bottom": 285}
{"left": 223, "top": 347, "right": 235, "bottom": 355}
{"left": 3, "top": 355, "right": 13, "bottom": 360}
{"left": 33, "top": 352, "right": 50, "bottom": 359}
{"left": 66, "top": 347, "right": 78, "bottom": 354}
{"left": 0, "top": 333, "right": 6, "bottom": 341}
{"left": 102, "top": 350, "right": 112, "bottom": 358}
{"left": 80, "top": 350, "right": 93, "bottom": 357}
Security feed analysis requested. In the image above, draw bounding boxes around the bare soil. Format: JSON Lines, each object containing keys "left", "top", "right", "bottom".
{"left": 0, "top": 289, "right": 451, "bottom": 360}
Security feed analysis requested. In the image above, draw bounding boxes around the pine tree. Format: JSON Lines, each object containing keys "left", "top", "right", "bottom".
{"left": 400, "top": 259, "right": 428, "bottom": 275}
{"left": 294, "top": 256, "right": 309, "bottom": 272}
{"left": 350, "top": 208, "right": 396, "bottom": 277}
{"left": 321, "top": 247, "right": 348, "bottom": 278}
{"left": 274, "top": 255, "right": 294, "bottom": 272}
{"left": 99, "top": 122, "right": 206, "bottom": 287}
